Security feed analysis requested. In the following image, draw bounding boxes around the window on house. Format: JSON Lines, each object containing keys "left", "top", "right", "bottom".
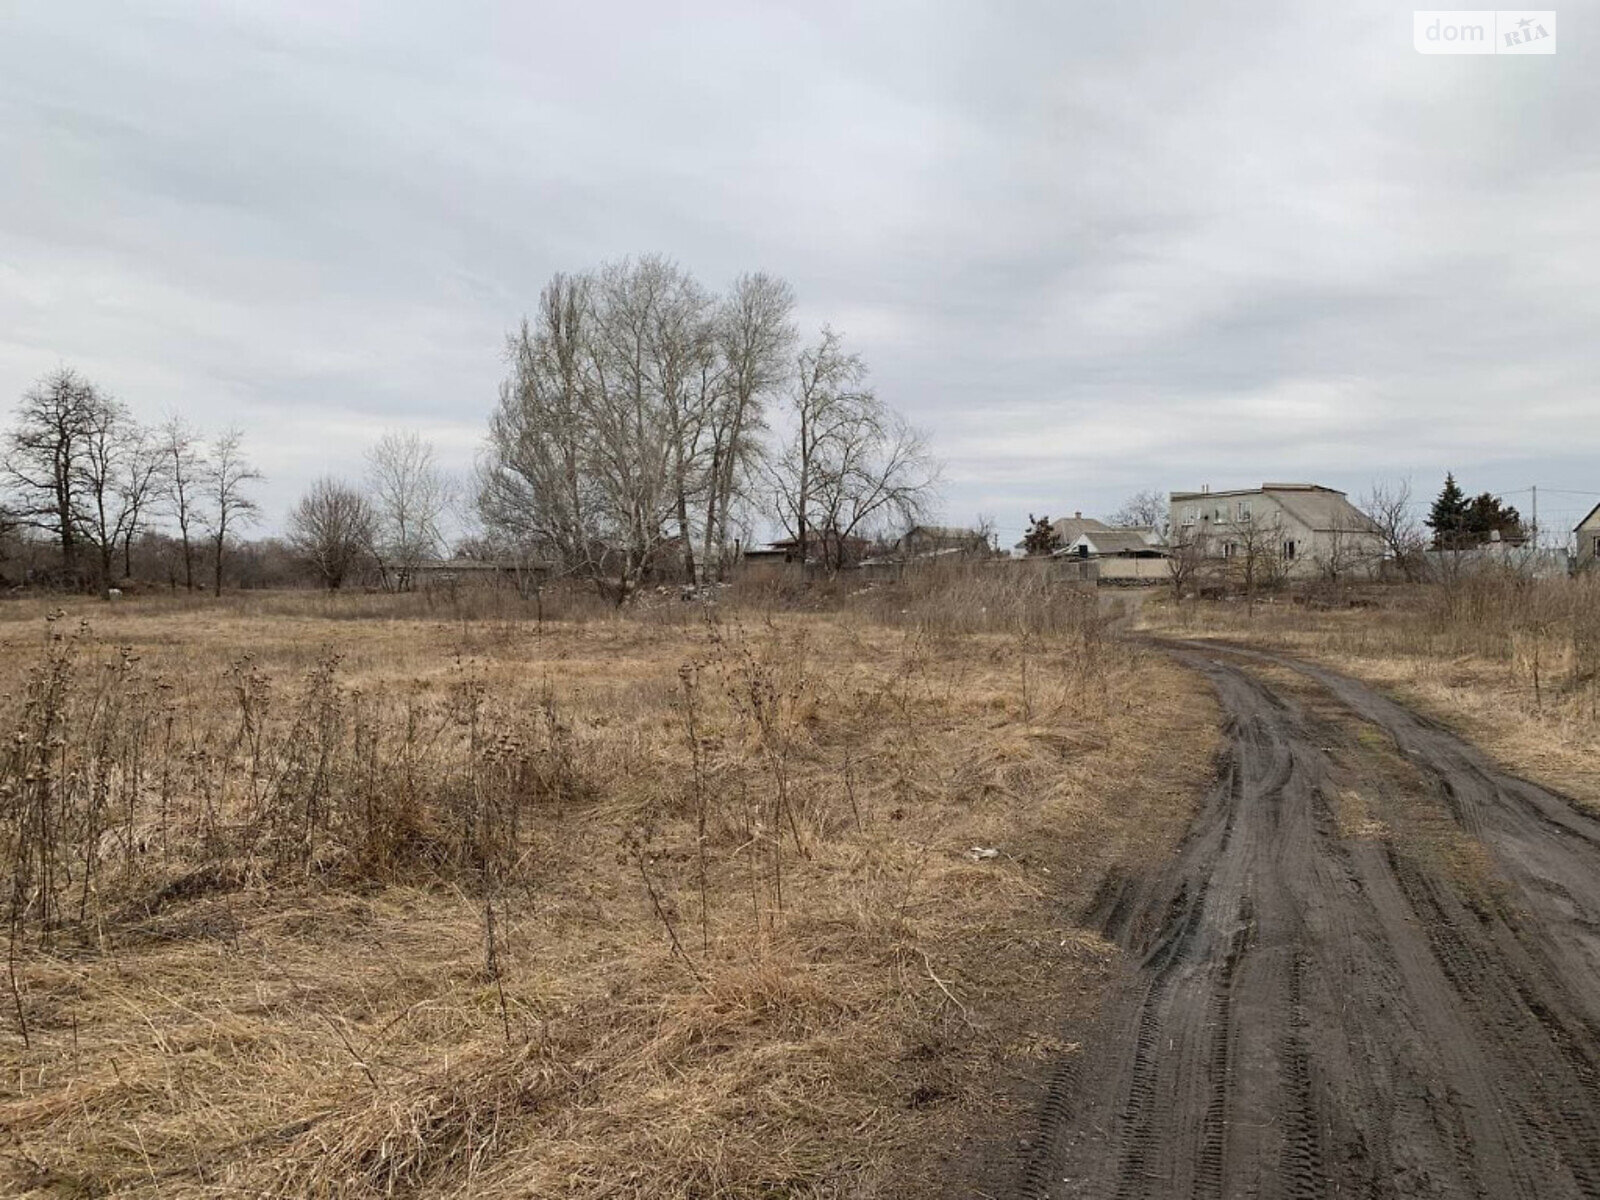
{"left": 1183, "top": 507, "right": 1197, "bottom": 526}
{"left": 1283, "top": 539, "right": 1297, "bottom": 561}
{"left": 1223, "top": 541, "right": 1236, "bottom": 558}
{"left": 1238, "top": 500, "right": 1252, "bottom": 522}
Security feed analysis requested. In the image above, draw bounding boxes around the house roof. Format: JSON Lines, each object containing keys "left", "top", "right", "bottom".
{"left": 1121, "top": 525, "right": 1166, "bottom": 545}
{"left": 1060, "top": 530, "right": 1169, "bottom": 557}
{"left": 768, "top": 532, "right": 871, "bottom": 550}
{"left": 904, "top": 525, "right": 986, "bottom": 541}
{"left": 1269, "top": 489, "right": 1381, "bottom": 535}
{"left": 1050, "top": 515, "right": 1112, "bottom": 542}
{"left": 1008, "top": 514, "right": 1115, "bottom": 551}
{"left": 1575, "top": 501, "right": 1600, "bottom": 532}
{"left": 1171, "top": 483, "right": 1324, "bottom": 500}
{"left": 1169, "top": 484, "right": 1380, "bottom": 535}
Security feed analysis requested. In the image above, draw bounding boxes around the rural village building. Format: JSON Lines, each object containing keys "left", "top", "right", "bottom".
{"left": 1010, "top": 513, "right": 1125, "bottom": 555}
{"left": 1054, "top": 528, "right": 1170, "bottom": 582}
{"left": 1168, "top": 483, "right": 1384, "bottom": 579}
{"left": 897, "top": 525, "right": 993, "bottom": 558}
{"left": 1057, "top": 529, "right": 1166, "bottom": 557}
{"left": 412, "top": 557, "right": 540, "bottom": 586}
{"left": 1575, "top": 503, "right": 1600, "bottom": 570}
{"left": 748, "top": 530, "right": 874, "bottom": 566}
{"left": 1050, "top": 513, "right": 1115, "bottom": 547}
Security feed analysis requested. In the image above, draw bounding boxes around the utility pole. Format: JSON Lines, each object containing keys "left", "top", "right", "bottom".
{"left": 1531, "top": 485, "right": 1538, "bottom": 547}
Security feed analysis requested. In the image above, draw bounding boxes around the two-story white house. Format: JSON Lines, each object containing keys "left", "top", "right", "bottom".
{"left": 1168, "top": 483, "right": 1384, "bottom": 579}
{"left": 1576, "top": 502, "right": 1600, "bottom": 571}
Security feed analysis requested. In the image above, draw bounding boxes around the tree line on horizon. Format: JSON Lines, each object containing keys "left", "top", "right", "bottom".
{"left": 1, "top": 267, "right": 1537, "bottom": 603}
{"left": 0, "top": 368, "right": 260, "bottom": 597}
{"left": 0, "top": 368, "right": 463, "bottom": 597}
{"left": 0, "top": 255, "right": 942, "bottom": 599}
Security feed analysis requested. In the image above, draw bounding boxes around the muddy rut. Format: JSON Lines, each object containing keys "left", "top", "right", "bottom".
{"left": 1015, "top": 642, "right": 1600, "bottom": 1199}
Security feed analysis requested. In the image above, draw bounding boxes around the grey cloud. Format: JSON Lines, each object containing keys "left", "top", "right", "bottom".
{"left": 1, "top": 0, "right": 1595, "bottom": 533}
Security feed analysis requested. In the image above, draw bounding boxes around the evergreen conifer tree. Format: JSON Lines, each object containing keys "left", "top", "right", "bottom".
{"left": 1425, "top": 473, "right": 1469, "bottom": 549}
{"left": 1023, "top": 513, "right": 1062, "bottom": 556}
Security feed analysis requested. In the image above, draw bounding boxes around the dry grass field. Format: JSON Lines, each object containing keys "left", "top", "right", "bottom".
{"left": 1142, "top": 572, "right": 1600, "bottom": 809}
{"left": 0, "top": 576, "right": 1218, "bottom": 1198}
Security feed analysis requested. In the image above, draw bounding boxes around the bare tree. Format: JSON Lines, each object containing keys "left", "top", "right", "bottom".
{"left": 974, "top": 512, "right": 998, "bottom": 554}
{"left": 589, "top": 257, "right": 696, "bottom": 591}
{"left": 1106, "top": 488, "right": 1168, "bottom": 532}
{"left": 5, "top": 370, "right": 175, "bottom": 594}
{"left": 204, "top": 428, "right": 262, "bottom": 597}
{"left": 1363, "top": 479, "right": 1427, "bottom": 582}
{"left": 69, "top": 392, "right": 157, "bottom": 597}
{"left": 481, "top": 276, "right": 599, "bottom": 577}
{"left": 117, "top": 431, "right": 168, "bottom": 580}
{"left": 481, "top": 261, "right": 916, "bottom": 596}
{"left": 366, "top": 430, "right": 451, "bottom": 590}
{"left": 1167, "top": 524, "right": 1208, "bottom": 602}
{"left": 703, "top": 273, "right": 795, "bottom": 579}
{"left": 811, "top": 414, "right": 938, "bottom": 570}
{"left": 774, "top": 328, "right": 865, "bottom": 568}
{"left": 641, "top": 259, "right": 716, "bottom": 582}
{"left": 288, "top": 477, "right": 375, "bottom": 590}
{"left": 769, "top": 328, "right": 938, "bottom": 573}
{"left": 3, "top": 367, "right": 103, "bottom": 578}
{"left": 161, "top": 416, "right": 206, "bottom": 591}
{"left": 482, "top": 260, "right": 696, "bottom": 602}
{"left": 1227, "top": 514, "right": 1286, "bottom": 617}
{"left": 1313, "top": 510, "right": 1377, "bottom": 592}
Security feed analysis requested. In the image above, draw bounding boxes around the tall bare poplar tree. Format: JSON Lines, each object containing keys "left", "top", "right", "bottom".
{"left": 480, "top": 275, "right": 599, "bottom": 575}
{"left": 704, "top": 273, "right": 794, "bottom": 578}
{"left": 481, "top": 260, "right": 696, "bottom": 601}
{"left": 588, "top": 257, "right": 689, "bottom": 592}
{"left": 479, "top": 258, "right": 940, "bottom": 594}
{"left": 204, "top": 428, "right": 261, "bottom": 597}
{"left": 642, "top": 262, "right": 715, "bottom": 581}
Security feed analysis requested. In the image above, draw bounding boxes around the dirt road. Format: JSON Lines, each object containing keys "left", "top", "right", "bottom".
{"left": 1015, "top": 641, "right": 1600, "bottom": 1199}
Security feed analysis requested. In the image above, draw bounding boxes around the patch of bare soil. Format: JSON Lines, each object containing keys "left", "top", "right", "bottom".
{"left": 978, "top": 640, "right": 1600, "bottom": 1198}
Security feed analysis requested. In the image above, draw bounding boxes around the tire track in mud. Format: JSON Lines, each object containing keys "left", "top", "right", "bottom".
{"left": 1015, "top": 643, "right": 1600, "bottom": 1199}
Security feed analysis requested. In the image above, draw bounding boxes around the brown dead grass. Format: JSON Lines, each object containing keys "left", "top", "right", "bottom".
{"left": 0, "top": 588, "right": 1216, "bottom": 1198}
{"left": 1143, "top": 577, "right": 1600, "bottom": 811}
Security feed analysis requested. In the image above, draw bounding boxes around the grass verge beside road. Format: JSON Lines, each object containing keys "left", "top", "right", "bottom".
{"left": 0, "top": 588, "right": 1217, "bottom": 1198}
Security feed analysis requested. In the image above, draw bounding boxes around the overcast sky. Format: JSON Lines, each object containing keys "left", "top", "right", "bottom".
{"left": 3, "top": 1, "right": 1596, "bottom": 542}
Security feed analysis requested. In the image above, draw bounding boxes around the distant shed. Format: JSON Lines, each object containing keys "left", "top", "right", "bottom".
{"left": 414, "top": 558, "right": 546, "bottom": 588}
{"left": 1054, "top": 528, "right": 1170, "bottom": 582}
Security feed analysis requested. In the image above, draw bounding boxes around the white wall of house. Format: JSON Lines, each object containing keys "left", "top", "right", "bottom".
{"left": 1576, "top": 505, "right": 1600, "bottom": 570}
{"left": 1097, "top": 557, "right": 1170, "bottom": 581}
{"left": 1168, "top": 486, "right": 1383, "bottom": 580}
